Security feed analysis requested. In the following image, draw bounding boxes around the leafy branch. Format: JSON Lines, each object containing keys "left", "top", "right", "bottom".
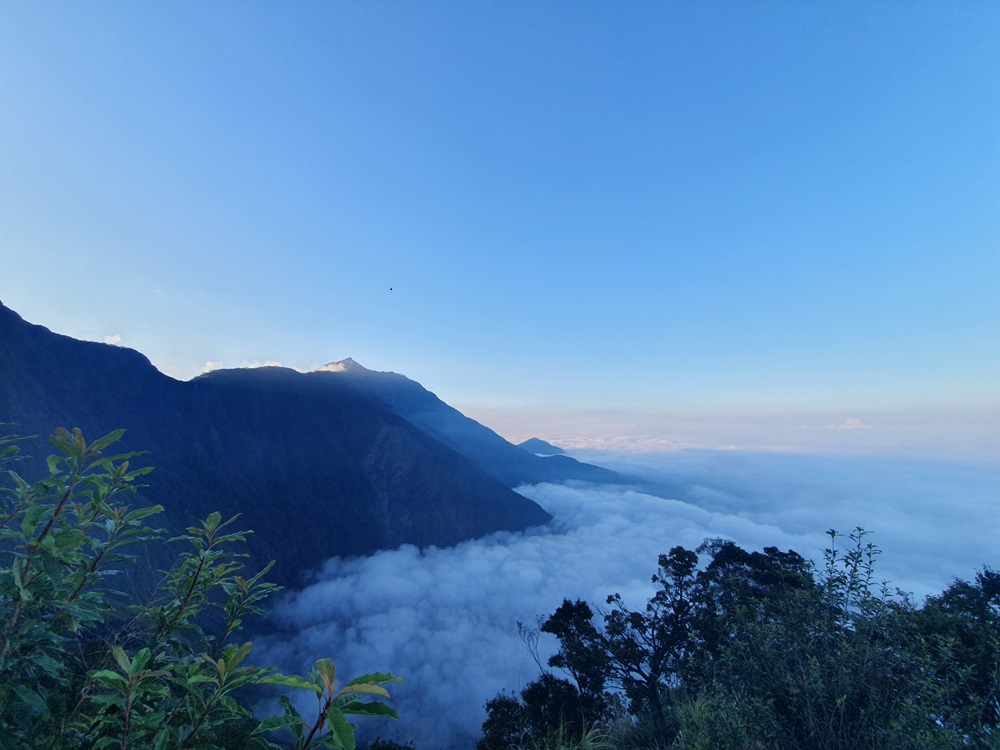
{"left": 0, "top": 428, "right": 402, "bottom": 750}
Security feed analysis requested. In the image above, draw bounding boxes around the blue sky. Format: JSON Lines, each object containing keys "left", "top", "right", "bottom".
{"left": 2, "top": 2, "right": 998, "bottom": 456}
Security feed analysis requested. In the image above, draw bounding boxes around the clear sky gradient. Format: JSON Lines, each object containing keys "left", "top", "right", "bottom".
{"left": 2, "top": 2, "right": 997, "bottom": 456}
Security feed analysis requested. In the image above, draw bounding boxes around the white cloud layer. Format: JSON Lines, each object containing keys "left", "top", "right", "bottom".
{"left": 255, "top": 451, "right": 1000, "bottom": 749}
{"left": 103, "top": 335, "right": 121, "bottom": 345}
{"left": 313, "top": 362, "right": 347, "bottom": 373}
{"left": 461, "top": 406, "right": 1000, "bottom": 461}
{"left": 831, "top": 416, "right": 872, "bottom": 430}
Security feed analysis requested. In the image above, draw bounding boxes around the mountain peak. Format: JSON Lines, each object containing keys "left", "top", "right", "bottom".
{"left": 313, "top": 357, "right": 367, "bottom": 374}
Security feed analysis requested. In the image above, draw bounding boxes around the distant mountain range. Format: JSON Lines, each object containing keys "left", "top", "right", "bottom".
{"left": 518, "top": 437, "right": 566, "bottom": 455}
{"left": 0, "top": 302, "right": 623, "bottom": 585}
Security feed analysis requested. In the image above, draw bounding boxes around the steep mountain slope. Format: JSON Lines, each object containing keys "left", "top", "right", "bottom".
{"left": 0, "top": 303, "right": 552, "bottom": 585}
{"left": 311, "top": 358, "right": 623, "bottom": 486}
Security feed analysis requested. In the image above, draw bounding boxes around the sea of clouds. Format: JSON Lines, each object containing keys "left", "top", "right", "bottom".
{"left": 255, "top": 450, "right": 1000, "bottom": 749}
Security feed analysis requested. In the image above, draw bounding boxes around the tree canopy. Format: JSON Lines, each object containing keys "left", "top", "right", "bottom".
{"left": 480, "top": 530, "right": 1000, "bottom": 750}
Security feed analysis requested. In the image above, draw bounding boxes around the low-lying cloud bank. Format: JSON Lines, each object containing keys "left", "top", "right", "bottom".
{"left": 256, "top": 451, "right": 1000, "bottom": 750}
{"left": 462, "top": 405, "right": 1000, "bottom": 460}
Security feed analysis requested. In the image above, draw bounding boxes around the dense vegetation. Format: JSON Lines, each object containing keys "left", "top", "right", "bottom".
{"left": 0, "top": 428, "right": 401, "bottom": 750}
{"left": 480, "top": 533, "right": 1000, "bottom": 750}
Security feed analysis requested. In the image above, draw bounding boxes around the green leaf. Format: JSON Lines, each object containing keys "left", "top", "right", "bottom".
{"left": 14, "top": 684, "right": 49, "bottom": 716}
{"left": 124, "top": 505, "right": 164, "bottom": 524}
{"left": 130, "top": 647, "right": 152, "bottom": 676}
{"left": 343, "top": 672, "right": 403, "bottom": 687}
{"left": 324, "top": 706, "right": 357, "bottom": 750}
{"left": 338, "top": 683, "right": 390, "bottom": 699}
{"left": 252, "top": 714, "right": 299, "bottom": 735}
{"left": 91, "top": 670, "right": 128, "bottom": 690}
{"left": 315, "top": 658, "right": 336, "bottom": 681}
{"left": 20, "top": 515, "right": 37, "bottom": 540}
{"left": 261, "top": 673, "right": 323, "bottom": 696}
{"left": 31, "top": 652, "right": 64, "bottom": 678}
{"left": 225, "top": 641, "right": 253, "bottom": 670}
{"left": 111, "top": 645, "right": 131, "bottom": 673}
{"left": 337, "top": 700, "right": 399, "bottom": 720}
{"left": 182, "top": 673, "right": 216, "bottom": 686}
{"left": 88, "top": 429, "right": 126, "bottom": 454}
{"left": 279, "top": 696, "right": 306, "bottom": 744}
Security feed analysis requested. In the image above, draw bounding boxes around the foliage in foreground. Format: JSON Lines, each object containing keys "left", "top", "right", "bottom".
{"left": 0, "top": 427, "right": 401, "bottom": 750}
{"left": 481, "top": 531, "right": 1000, "bottom": 750}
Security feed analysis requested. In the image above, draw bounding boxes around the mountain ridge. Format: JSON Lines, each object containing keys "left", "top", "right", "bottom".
{"left": 0, "top": 302, "right": 620, "bottom": 585}
{"left": 309, "top": 358, "right": 623, "bottom": 487}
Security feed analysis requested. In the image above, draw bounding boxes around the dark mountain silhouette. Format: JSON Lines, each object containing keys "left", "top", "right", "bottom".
{"left": 310, "top": 359, "right": 621, "bottom": 486}
{"left": 0, "top": 302, "right": 592, "bottom": 585}
{"left": 517, "top": 437, "right": 566, "bottom": 456}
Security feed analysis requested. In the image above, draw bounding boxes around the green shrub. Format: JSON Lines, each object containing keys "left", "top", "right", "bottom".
{"left": 0, "top": 427, "right": 401, "bottom": 750}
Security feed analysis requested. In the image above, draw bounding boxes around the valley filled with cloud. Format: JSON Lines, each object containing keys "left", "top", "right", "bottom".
{"left": 258, "top": 449, "right": 1000, "bottom": 749}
